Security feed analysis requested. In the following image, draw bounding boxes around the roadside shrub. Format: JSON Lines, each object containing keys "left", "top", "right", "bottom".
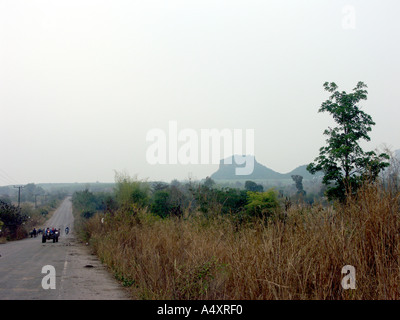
{"left": 0, "top": 200, "right": 28, "bottom": 240}
{"left": 79, "top": 179, "right": 400, "bottom": 300}
{"left": 114, "top": 172, "right": 150, "bottom": 208}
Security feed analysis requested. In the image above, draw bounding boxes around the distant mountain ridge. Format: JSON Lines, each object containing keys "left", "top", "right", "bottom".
{"left": 210, "top": 155, "right": 318, "bottom": 181}
{"left": 211, "top": 150, "right": 400, "bottom": 181}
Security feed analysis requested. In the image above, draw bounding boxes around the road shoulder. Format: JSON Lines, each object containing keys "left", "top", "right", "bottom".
{"left": 58, "top": 236, "right": 132, "bottom": 300}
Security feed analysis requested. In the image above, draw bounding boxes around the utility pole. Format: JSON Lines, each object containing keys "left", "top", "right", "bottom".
{"left": 13, "top": 185, "right": 25, "bottom": 207}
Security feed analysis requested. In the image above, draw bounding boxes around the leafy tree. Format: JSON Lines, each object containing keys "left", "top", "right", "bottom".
{"left": 214, "top": 188, "right": 248, "bottom": 215}
{"left": 151, "top": 181, "right": 169, "bottom": 192}
{"left": 152, "top": 190, "right": 172, "bottom": 218}
{"left": 72, "top": 189, "right": 98, "bottom": 213}
{"left": 21, "top": 183, "right": 45, "bottom": 202}
{"left": 244, "top": 181, "right": 264, "bottom": 192}
{"left": 190, "top": 184, "right": 248, "bottom": 216}
{"left": 151, "top": 187, "right": 183, "bottom": 218}
{"left": 114, "top": 172, "right": 150, "bottom": 208}
{"left": 291, "top": 175, "right": 306, "bottom": 196}
{"left": 203, "top": 177, "right": 216, "bottom": 189}
{"left": 0, "top": 200, "right": 28, "bottom": 238}
{"left": 72, "top": 189, "right": 117, "bottom": 218}
{"left": 245, "top": 189, "right": 279, "bottom": 218}
{"left": 307, "top": 82, "right": 390, "bottom": 201}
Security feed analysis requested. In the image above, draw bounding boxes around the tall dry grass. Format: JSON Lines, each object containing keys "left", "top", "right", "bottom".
{"left": 84, "top": 181, "right": 400, "bottom": 300}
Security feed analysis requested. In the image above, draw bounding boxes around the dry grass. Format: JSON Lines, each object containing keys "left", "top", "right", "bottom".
{"left": 84, "top": 182, "right": 400, "bottom": 300}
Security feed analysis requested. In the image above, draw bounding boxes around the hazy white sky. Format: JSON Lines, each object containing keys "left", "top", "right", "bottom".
{"left": 1, "top": 0, "right": 399, "bottom": 185}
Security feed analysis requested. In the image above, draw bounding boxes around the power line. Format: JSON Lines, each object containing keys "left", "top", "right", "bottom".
{"left": 0, "top": 172, "right": 15, "bottom": 185}
{"left": 0, "top": 168, "right": 20, "bottom": 185}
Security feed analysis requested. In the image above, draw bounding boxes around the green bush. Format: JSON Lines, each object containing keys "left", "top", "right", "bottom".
{"left": 245, "top": 189, "right": 279, "bottom": 218}
{"left": 114, "top": 172, "right": 150, "bottom": 208}
{"left": 0, "top": 200, "right": 28, "bottom": 239}
{"left": 151, "top": 189, "right": 183, "bottom": 218}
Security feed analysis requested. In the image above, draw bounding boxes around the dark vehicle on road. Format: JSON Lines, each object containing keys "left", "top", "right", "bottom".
{"left": 42, "top": 228, "right": 59, "bottom": 243}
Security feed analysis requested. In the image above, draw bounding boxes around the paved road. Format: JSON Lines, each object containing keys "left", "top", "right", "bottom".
{"left": 0, "top": 197, "right": 130, "bottom": 300}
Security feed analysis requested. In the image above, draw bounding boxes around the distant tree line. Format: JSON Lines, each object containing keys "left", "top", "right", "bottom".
{"left": 72, "top": 172, "right": 286, "bottom": 224}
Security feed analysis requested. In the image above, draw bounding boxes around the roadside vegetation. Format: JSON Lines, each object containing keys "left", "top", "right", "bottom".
{"left": 72, "top": 170, "right": 399, "bottom": 299}
{"left": 70, "top": 81, "right": 400, "bottom": 300}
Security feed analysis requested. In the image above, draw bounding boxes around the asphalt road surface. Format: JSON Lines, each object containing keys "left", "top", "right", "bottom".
{"left": 0, "top": 197, "right": 130, "bottom": 300}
